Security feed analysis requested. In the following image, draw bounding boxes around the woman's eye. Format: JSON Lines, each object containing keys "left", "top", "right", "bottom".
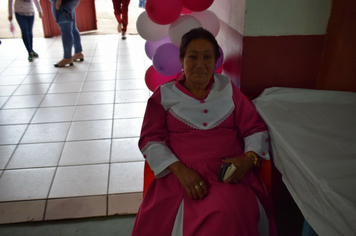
{"left": 188, "top": 55, "right": 197, "bottom": 59}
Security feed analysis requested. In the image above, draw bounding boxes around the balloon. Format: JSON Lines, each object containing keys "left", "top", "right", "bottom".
{"left": 215, "top": 64, "right": 223, "bottom": 74}
{"left": 136, "top": 11, "right": 169, "bottom": 41}
{"left": 181, "top": 7, "right": 192, "bottom": 15}
{"left": 145, "top": 0, "right": 182, "bottom": 25}
{"left": 215, "top": 46, "right": 224, "bottom": 70}
{"left": 152, "top": 43, "right": 182, "bottom": 76}
{"left": 145, "top": 37, "right": 172, "bottom": 60}
{"left": 169, "top": 15, "right": 202, "bottom": 47}
{"left": 182, "top": 0, "right": 214, "bottom": 12}
{"left": 190, "top": 10, "right": 220, "bottom": 36}
{"left": 145, "top": 65, "right": 177, "bottom": 92}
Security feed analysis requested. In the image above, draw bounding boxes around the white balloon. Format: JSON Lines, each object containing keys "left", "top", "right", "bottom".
{"left": 136, "top": 11, "right": 169, "bottom": 42}
{"left": 168, "top": 15, "right": 202, "bottom": 47}
{"left": 190, "top": 10, "right": 220, "bottom": 37}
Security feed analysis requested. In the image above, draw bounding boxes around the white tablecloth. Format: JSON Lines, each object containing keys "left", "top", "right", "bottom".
{"left": 253, "top": 87, "right": 356, "bottom": 236}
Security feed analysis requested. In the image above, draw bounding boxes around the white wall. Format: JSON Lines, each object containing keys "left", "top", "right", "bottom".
{"left": 244, "top": 0, "right": 332, "bottom": 36}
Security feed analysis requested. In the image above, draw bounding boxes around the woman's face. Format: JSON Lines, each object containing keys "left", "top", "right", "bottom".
{"left": 180, "top": 38, "right": 216, "bottom": 89}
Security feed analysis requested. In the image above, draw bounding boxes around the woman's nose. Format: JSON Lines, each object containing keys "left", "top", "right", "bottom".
{"left": 195, "top": 57, "right": 205, "bottom": 67}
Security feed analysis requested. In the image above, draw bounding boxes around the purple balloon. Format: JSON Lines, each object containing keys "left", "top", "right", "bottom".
{"left": 145, "top": 37, "right": 171, "bottom": 60}
{"left": 215, "top": 46, "right": 224, "bottom": 70}
{"left": 152, "top": 43, "right": 182, "bottom": 76}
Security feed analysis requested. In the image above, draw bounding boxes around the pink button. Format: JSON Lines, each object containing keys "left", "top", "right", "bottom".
{"left": 144, "top": 155, "right": 147, "bottom": 158}
{"left": 262, "top": 152, "right": 266, "bottom": 156}
{"left": 204, "top": 109, "right": 208, "bottom": 113}
{"left": 203, "top": 122, "right": 207, "bottom": 126}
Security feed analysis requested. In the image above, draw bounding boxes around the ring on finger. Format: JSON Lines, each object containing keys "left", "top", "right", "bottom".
{"left": 199, "top": 181, "right": 204, "bottom": 186}
{"left": 194, "top": 185, "right": 200, "bottom": 190}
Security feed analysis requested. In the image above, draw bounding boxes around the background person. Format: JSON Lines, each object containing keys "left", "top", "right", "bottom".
{"left": 138, "top": 0, "right": 145, "bottom": 8}
{"left": 111, "top": 0, "right": 130, "bottom": 39}
{"left": 132, "top": 27, "right": 277, "bottom": 236}
{"left": 49, "top": 0, "right": 84, "bottom": 67}
{"left": 8, "top": 0, "right": 43, "bottom": 61}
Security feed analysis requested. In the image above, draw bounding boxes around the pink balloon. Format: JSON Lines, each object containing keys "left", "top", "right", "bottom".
{"left": 190, "top": 10, "right": 220, "bottom": 36}
{"left": 145, "top": 0, "right": 182, "bottom": 25}
{"left": 215, "top": 64, "right": 223, "bottom": 74}
{"left": 182, "top": 0, "right": 214, "bottom": 12}
{"left": 169, "top": 15, "right": 202, "bottom": 47}
{"left": 215, "top": 46, "right": 224, "bottom": 70}
{"left": 181, "top": 7, "right": 192, "bottom": 15}
{"left": 145, "top": 37, "right": 172, "bottom": 60}
{"left": 145, "top": 65, "right": 177, "bottom": 92}
{"left": 152, "top": 43, "right": 181, "bottom": 76}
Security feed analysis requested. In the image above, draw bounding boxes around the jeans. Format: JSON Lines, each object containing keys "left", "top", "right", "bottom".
{"left": 49, "top": 0, "right": 82, "bottom": 59}
{"left": 139, "top": 0, "right": 145, "bottom": 7}
{"left": 15, "top": 13, "right": 34, "bottom": 54}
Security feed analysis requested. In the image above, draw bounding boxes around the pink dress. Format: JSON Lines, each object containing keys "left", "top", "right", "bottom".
{"left": 132, "top": 73, "right": 277, "bottom": 236}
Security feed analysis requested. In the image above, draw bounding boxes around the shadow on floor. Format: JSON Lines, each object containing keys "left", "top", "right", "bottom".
{"left": 0, "top": 215, "right": 136, "bottom": 236}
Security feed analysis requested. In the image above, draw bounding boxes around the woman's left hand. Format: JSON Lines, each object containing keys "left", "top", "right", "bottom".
{"left": 222, "top": 154, "right": 254, "bottom": 184}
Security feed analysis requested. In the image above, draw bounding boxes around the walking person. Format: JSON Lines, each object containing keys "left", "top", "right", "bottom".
{"left": 49, "top": 0, "right": 84, "bottom": 67}
{"left": 8, "top": 0, "right": 43, "bottom": 61}
{"left": 111, "top": 0, "right": 131, "bottom": 39}
{"left": 138, "top": 0, "right": 145, "bottom": 8}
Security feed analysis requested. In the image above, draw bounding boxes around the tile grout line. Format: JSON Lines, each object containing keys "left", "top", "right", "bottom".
{"left": 41, "top": 36, "right": 92, "bottom": 221}
{"left": 0, "top": 38, "right": 59, "bottom": 181}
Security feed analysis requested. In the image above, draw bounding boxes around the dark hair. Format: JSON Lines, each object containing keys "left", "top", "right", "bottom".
{"left": 179, "top": 27, "right": 221, "bottom": 62}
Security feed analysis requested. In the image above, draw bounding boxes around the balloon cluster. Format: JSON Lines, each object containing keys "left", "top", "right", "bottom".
{"left": 137, "top": 0, "right": 224, "bottom": 92}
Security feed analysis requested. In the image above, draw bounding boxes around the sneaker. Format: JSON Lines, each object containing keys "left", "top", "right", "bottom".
{"left": 32, "top": 51, "right": 39, "bottom": 57}
{"left": 122, "top": 32, "right": 126, "bottom": 40}
{"left": 28, "top": 54, "right": 33, "bottom": 62}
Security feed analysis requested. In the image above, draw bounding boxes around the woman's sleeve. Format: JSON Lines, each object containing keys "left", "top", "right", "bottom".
{"left": 33, "top": 0, "right": 43, "bottom": 14}
{"left": 139, "top": 90, "right": 179, "bottom": 178}
{"left": 8, "top": 0, "right": 14, "bottom": 18}
{"left": 231, "top": 83, "right": 270, "bottom": 160}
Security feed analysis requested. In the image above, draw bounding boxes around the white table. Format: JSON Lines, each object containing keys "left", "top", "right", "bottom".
{"left": 253, "top": 87, "right": 356, "bottom": 236}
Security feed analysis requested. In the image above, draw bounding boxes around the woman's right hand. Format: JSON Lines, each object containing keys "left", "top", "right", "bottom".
{"left": 168, "top": 162, "right": 208, "bottom": 200}
{"left": 8, "top": 16, "right": 12, "bottom": 21}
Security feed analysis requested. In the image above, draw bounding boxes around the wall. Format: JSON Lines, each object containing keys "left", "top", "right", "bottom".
{"left": 317, "top": 0, "right": 356, "bottom": 92}
{"left": 209, "top": 0, "right": 246, "bottom": 88}
{"left": 241, "top": 0, "right": 332, "bottom": 99}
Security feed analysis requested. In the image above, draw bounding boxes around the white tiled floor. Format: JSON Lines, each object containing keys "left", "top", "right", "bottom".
{"left": 0, "top": 34, "right": 152, "bottom": 224}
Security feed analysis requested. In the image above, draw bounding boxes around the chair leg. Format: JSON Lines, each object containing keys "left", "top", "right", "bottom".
{"left": 302, "top": 219, "right": 317, "bottom": 236}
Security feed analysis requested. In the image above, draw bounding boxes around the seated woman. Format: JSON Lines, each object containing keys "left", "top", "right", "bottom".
{"left": 132, "top": 27, "right": 277, "bottom": 236}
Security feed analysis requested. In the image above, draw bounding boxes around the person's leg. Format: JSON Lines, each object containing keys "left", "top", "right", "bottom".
{"left": 121, "top": 0, "right": 130, "bottom": 33}
{"left": 15, "top": 13, "right": 32, "bottom": 54}
{"left": 71, "top": 9, "right": 82, "bottom": 54}
{"left": 49, "top": 0, "right": 74, "bottom": 66}
{"left": 139, "top": 0, "right": 144, "bottom": 8}
{"left": 27, "top": 14, "right": 37, "bottom": 56}
{"left": 121, "top": 0, "right": 130, "bottom": 39}
{"left": 112, "top": 0, "right": 122, "bottom": 32}
{"left": 57, "top": 21, "right": 73, "bottom": 59}
{"left": 70, "top": 8, "right": 84, "bottom": 61}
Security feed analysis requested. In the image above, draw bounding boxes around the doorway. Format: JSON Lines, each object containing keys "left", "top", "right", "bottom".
{"left": 1, "top": 0, "right": 144, "bottom": 39}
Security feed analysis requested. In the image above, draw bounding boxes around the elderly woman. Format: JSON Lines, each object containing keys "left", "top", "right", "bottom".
{"left": 132, "top": 28, "right": 277, "bottom": 236}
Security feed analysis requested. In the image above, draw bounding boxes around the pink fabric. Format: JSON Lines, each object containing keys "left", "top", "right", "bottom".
{"left": 132, "top": 76, "right": 277, "bottom": 236}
